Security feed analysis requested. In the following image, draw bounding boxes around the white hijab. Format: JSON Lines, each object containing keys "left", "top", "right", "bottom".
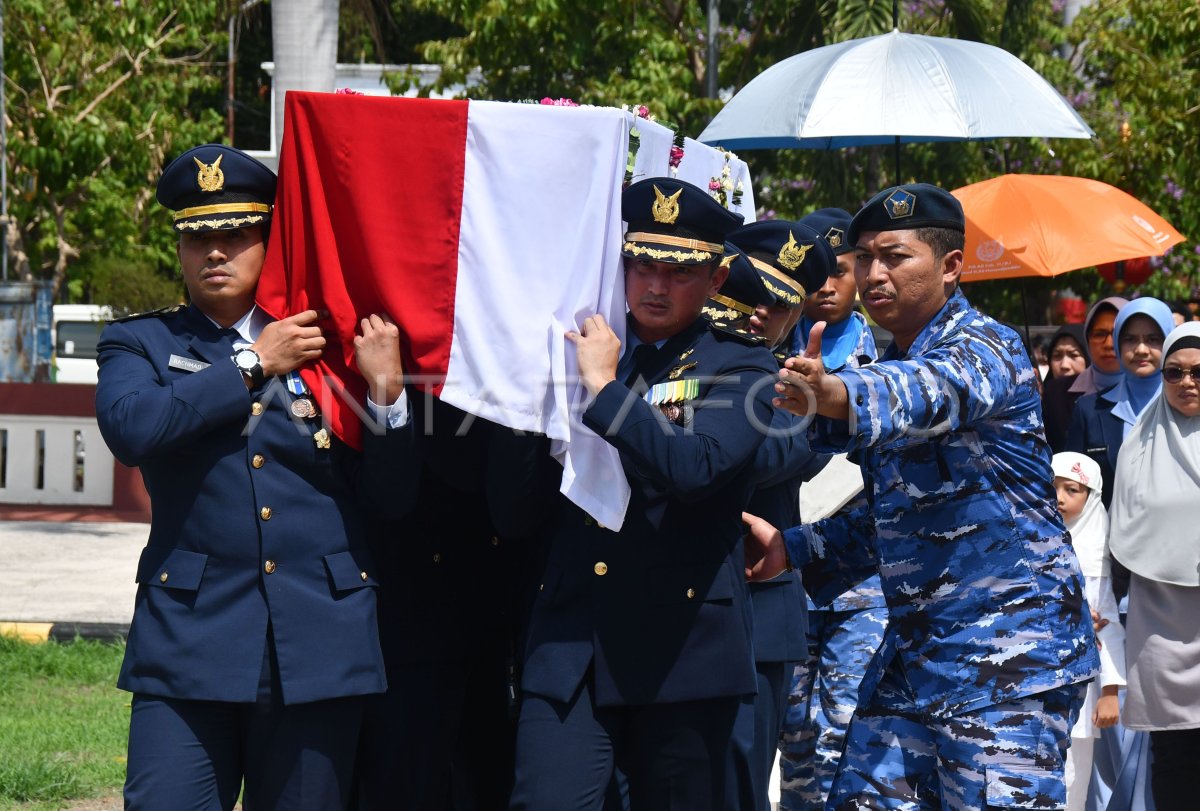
{"left": 1109, "top": 322, "right": 1200, "bottom": 586}
{"left": 1052, "top": 452, "right": 1110, "bottom": 578}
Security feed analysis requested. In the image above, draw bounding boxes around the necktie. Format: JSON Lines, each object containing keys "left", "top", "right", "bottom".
{"left": 624, "top": 343, "right": 660, "bottom": 386}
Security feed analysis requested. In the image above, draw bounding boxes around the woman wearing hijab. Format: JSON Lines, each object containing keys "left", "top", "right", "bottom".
{"left": 1065, "top": 297, "right": 1173, "bottom": 509}
{"left": 1044, "top": 297, "right": 1128, "bottom": 452}
{"left": 1109, "top": 322, "right": 1200, "bottom": 809}
{"left": 1051, "top": 453, "right": 1126, "bottom": 811}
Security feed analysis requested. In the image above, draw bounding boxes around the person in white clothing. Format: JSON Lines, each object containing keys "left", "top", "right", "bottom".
{"left": 1051, "top": 452, "right": 1125, "bottom": 811}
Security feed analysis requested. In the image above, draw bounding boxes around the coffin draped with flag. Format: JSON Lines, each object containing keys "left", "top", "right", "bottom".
{"left": 255, "top": 92, "right": 755, "bottom": 530}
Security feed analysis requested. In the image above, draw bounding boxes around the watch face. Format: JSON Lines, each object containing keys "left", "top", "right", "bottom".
{"left": 235, "top": 349, "right": 258, "bottom": 369}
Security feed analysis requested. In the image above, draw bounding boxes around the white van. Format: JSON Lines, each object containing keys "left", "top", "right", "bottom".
{"left": 53, "top": 304, "right": 113, "bottom": 384}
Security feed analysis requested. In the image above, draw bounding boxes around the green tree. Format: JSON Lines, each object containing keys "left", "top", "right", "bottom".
{"left": 4, "top": 0, "right": 226, "bottom": 309}
{"left": 398, "top": 0, "right": 1195, "bottom": 321}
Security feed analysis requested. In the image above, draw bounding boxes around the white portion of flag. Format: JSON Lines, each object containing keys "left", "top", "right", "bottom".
{"left": 441, "top": 101, "right": 756, "bottom": 531}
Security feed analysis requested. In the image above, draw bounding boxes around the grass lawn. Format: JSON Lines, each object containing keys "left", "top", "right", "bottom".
{"left": 0, "top": 635, "right": 127, "bottom": 811}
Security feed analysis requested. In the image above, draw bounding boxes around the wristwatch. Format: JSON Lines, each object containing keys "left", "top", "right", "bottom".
{"left": 232, "top": 348, "right": 265, "bottom": 387}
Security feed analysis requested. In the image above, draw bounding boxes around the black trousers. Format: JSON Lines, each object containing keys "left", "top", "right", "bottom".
{"left": 510, "top": 678, "right": 745, "bottom": 811}
{"left": 1149, "top": 728, "right": 1200, "bottom": 808}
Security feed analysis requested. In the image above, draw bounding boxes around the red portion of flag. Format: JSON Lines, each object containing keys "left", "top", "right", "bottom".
{"left": 256, "top": 91, "right": 469, "bottom": 447}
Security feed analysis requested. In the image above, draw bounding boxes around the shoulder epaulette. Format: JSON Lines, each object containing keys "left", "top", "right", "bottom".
{"left": 114, "top": 304, "right": 186, "bottom": 323}
{"left": 708, "top": 320, "right": 767, "bottom": 346}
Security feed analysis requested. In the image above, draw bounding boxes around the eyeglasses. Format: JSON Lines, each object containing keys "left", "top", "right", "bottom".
{"left": 1162, "top": 366, "right": 1200, "bottom": 384}
{"left": 1088, "top": 329, "right": 1113, "bottom": 342}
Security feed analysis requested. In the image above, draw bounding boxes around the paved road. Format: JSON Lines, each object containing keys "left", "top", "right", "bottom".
{"left": 0, "top": 520, "right": 146, "bottom": 627}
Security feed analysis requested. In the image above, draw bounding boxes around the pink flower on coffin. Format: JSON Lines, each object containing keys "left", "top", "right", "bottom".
{"left": 335, "top": 88, "right": 364, "bottom": 95}
{"left": 669, "top": 145, "right": 685, "bottom": 168}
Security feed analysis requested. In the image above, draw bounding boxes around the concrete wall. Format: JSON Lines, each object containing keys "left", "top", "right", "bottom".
{"left": 0, "top": 383, "right": 150, "bottom": 520}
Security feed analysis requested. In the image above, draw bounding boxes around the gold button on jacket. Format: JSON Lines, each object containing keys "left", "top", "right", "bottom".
{"left": 251, "top": 454, "right": 265, "bottom": 469}
{"left": 251, "top": 402, "right": 264, "bottom": 416}
{"left": 260, "top": 506, "right": 272, "bottom": 520}
{"left": 593, "top": 562, "right": 608, "bottom": 576}
{"left": 159, "top": 571, "right": 169, "bottom": 583}
{"left": 264, "top": 560, "right": 276, "bottom": 574}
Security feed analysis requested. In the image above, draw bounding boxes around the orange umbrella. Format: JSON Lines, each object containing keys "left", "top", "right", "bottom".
{"left": 952, "top": 174, "right": 1186, "bottom": 282}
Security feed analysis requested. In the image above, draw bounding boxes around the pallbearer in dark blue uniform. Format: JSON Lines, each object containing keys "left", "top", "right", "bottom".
{"left": 509, "top": 179, "right": 778, "bottom": 811}
{"left": 709, "top": 222, "right": 834, "bottom": 811}
{"left": 96, "top": 144, "right": 418, "bottom": 811}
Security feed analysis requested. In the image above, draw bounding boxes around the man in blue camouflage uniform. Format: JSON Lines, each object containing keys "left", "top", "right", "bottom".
{"left": 746, "top": 184, "right": 1098, "bottom": 809}
{"left": 704, "top": 222, "right": 834, "bottom": 811}
{"left": 779, "top": 208, "right": 888, "bottom": 811}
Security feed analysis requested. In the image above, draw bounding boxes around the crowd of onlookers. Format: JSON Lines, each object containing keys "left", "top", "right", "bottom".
{"left": 1031, "top": 293, "right": 1200, "bottom": 810}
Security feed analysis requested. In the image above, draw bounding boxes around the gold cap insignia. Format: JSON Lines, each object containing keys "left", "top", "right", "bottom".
{"left": 651, "top": 184, "right": 682, "bottom": 224}
{"left": 194, "top": 155, "right": 225, "bottom": 193}
{"left": 884, "top": 189, "right": 916, "bottom": 219}
{"left": 719, "top": 252, "right": 738, "bottom": 269}
{"left": 777, "top": 231, "right": 811, "bottom": 271}
{"left": 826, "top": 227, "right": 844, "bottom": 249}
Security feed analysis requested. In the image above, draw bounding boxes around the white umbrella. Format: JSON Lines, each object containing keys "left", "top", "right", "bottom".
{"left": 698, "top": 30, "right": 1093, "bottom": 151}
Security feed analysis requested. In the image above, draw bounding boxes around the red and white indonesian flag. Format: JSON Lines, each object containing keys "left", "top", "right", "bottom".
{"left": 256, "top": 91, "right": 754, "bottom": 530}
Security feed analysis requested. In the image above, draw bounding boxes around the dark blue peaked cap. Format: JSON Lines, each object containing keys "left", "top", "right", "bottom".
{"left": 156, "top": 143, "right": 277, "bottom": 233}
{"left": 703, "top": 244, "right": 774, "bottom": 324}
{"left": 848, "top": 183, "right": 964, "bottom": 245}
{"left": 622, "top": 178, "right": 744, "bottom": 265}
{"left": 727, "top": 220, "right": 834, "bottom": 308}
{"left": 798, "top": 208, "right": 854, "bottom": 256}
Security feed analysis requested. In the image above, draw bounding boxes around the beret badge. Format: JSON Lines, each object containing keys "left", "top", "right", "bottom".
{"left": 777, "top": 231, "right": 811, "bottom": 271}
{"left": 825, "top": 227, "right": 845, "bottom": 249}
{"left": 651, "top": 184, "right": 682, "bottom": 224}
{"left": 884, "top": 189, "right": 916, "bottom": 219}
{"left": 193, "top": 155, "right": 225, "bottom": 193}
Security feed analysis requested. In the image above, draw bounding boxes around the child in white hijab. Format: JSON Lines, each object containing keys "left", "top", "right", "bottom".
{"left": 1052, "top": 452, "right": 1126, "bottom": 811}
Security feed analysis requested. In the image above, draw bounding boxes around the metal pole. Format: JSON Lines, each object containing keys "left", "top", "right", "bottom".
{"left": 706, "top": 0, "right": 718, "bottom": 98}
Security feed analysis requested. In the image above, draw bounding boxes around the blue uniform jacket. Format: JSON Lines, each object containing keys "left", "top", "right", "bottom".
{"left": 96, "top": 305, "right": 417, "bottom": 705}
{"left": 1064, "top": 387, "right": 1124, "bottom": 509}
{"left": 786, "top": 290, "right": 1098, "bottom": 717}
{"left": 745, "top": 405, "right": 828, "bottom": 663}
{"left": 521, "top": 319, "right": 777, "bottom": 706}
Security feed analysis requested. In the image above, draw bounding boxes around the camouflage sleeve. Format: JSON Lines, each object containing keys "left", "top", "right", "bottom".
{"left": 786, "top": 494, "right": 880, "bottom": 607}
{"left": 812, "top": 333, "right": 1024, "bottom": 454}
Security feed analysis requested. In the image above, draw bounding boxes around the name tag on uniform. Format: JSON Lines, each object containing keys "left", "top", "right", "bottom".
{"left": 168, "top": 354, "right": 210, "bottom": 373}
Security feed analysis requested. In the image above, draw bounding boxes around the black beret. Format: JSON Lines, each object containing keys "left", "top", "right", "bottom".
{"left": 622, "top": 178, "right": 744, "bottom": 265}
{"left": 726, "top": 220, "right": 834, "bottom": 307}
{"left": 798, "top": 208, "right": 854, "bottom": 256}
{"left": 848, "top": 183, "right": 964, "bottom": 246}
{"left": 156, "top": 144, "right": 277, "bottom": 233}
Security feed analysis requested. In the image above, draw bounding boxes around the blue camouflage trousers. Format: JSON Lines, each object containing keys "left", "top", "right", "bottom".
{"left": 827, "top": 660, "right": 1085, "bottom": 810}
{"left": 779, "top": 606, "right": 889, "bottom": 811}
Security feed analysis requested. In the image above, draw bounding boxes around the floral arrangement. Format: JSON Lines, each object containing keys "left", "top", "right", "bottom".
{"left": 335, "top": 88, "right": 364, "bottom": 96}
{"left": 669, "top": 132, "right": 685, "bottom": 177}
{"left": 708, "top": 149, "right": 744, "bottom": 209}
